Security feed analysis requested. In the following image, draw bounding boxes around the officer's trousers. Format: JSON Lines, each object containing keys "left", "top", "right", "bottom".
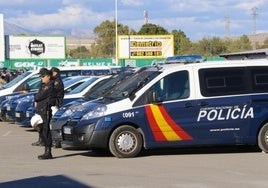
{"left": 39, "top": 110, "right": 52, "bottom": 148}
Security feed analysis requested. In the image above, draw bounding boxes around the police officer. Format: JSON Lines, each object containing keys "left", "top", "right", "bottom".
{"left": 50, "top": 67, "right": 64, "bottom": 148}
{"left": 34, "top": 68, "right": 54, "bottom": 160}
{"left": 50, "top": 67, "right": 64, "bottom": 109}
{"left": 31, "top": 68, "right": 47, "bottom": 147}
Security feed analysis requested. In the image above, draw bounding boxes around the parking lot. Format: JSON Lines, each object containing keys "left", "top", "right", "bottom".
{"left": 1, "top": 121, "right": 268, "bottom": 188}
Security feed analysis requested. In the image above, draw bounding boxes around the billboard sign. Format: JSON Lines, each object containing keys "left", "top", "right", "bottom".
{"left": 118, "top": 35, "right": 174, "bottom": 59}
{"left": 7, "top": 36, "right": 66, "bottom": 59}
{"left": 0, "top": 14, "right": 4, "bottom": 62}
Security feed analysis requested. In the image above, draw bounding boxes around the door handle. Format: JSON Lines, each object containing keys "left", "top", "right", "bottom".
{"left": 184, "top": 102, "right": 193, "bottom": 108}
{"left": 198, "top": 101, "right": 209, "bottom": 106}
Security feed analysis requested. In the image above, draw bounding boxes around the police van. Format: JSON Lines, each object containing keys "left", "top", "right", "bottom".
{"left": 62, "top": 58, "right": 268, "bottom": 158}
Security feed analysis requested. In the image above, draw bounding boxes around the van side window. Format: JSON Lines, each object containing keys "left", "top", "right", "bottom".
{"left": 134, "top": 71, "right": 189, "bottom": 106}
{"left": 199, "top": 68, "right": 247, "bottom": 97}
{"left": 160, "top": 71, "right": 189, "bottom": 101}
{"left": 250, "top": 67, "right": 268, "bottom": 93}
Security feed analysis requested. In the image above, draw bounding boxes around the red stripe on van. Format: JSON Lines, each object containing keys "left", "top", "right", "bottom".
{"left": 145, "top": 105, "right": 167, "bottom": 141}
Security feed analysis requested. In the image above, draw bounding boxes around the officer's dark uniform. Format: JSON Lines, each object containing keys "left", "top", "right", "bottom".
{"left": 50, "top": 67, "right": 64, "bottom": 148}
{"left": 32, "top": 68, "right": 48, "bottom": 147}
{"left": 50, "top": 67, "right": 64, "bottom": 108}
{"left": 34, "top": 69, "right": 54, "bottom": 160}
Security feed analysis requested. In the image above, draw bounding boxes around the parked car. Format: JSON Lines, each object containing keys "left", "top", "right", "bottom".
{"left": 11, "top": 76, "right": 92, "bottom": 125}
{"left": 17, "top": 75, "right": 107, "bottom": 127}
{"left": 50, "top": 68, "right": 137, "bottom": 148}
{"left": 0, "top": 91, "right": 37, "bottom": 121}
{"left": 0, "top": 66, "right": 120, "bottom": 97}
{"left": 0, "top": 66, "right": 119, "bottom": 121}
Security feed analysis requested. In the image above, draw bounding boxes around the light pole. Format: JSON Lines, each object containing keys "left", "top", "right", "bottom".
{"left": 115, "top": 0, "right": 118, "bottom": 65}
{"left": 252, "top": 7, "right": 258, "bottom": 50}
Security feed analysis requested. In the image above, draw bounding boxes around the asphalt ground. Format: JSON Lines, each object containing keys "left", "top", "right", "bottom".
{"left": 1, "top": 121, "right": 268, "bottom": 188}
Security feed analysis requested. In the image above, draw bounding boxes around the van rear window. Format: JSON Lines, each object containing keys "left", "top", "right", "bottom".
{"left": 250, "top": 67, "right": 268, "bottom": 92}
{"left": 200, "top": 66, "right": 268, "bottom": 97}
{"left": 199, "top": 67, "right": 247, "bottom": 97}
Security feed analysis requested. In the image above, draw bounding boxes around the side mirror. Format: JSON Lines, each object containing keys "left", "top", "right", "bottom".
{"left": 147, "top": 90, "right": 161, "bottom": 104}
{"left": 14, "top": 83, "right": 30, "bottom": 92}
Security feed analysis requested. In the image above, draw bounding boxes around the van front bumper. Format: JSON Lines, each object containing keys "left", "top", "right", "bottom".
{"left": 62, "top": 123, "right": 110, "bottom": 148}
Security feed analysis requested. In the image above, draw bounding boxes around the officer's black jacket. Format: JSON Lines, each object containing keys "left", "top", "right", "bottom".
{"left": 51, "top": 75, "right": 64, "bottom": 108}
{"left": 34, "top": 80, "right": 54, "bottom": 114}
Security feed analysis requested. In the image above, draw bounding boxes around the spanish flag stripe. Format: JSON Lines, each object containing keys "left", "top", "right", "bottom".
{"left": 158, "top": 105, "right": 193, "bottom": 140}
{"left": 145, "top": 105, "right": 167, "bottom": 141}
{"left": 149, "top": 105, "right": 181, "bottom": 141}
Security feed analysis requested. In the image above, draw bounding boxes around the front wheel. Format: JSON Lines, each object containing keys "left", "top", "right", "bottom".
{"left": 258, "top": 123, "right": 268, "bottom": 153}
{"left": 109, "top": 125, "right": 142, "bottom": 158}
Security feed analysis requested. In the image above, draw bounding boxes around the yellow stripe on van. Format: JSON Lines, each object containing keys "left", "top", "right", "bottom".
{"left": 150, "top": 104, "right": 182, "bottom": 141}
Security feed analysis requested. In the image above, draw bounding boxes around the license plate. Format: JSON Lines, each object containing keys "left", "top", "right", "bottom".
{"left": 15, "top": 112, "right": 21, "bottom": 117}
{"left": 63, "top": 127, "right": 72, "bottom": 134}
{"left": 26, "top": 112, "right": 30, "bottom": 117}
{"left": 7, "top": 106, "right": 11, "bottom": 111}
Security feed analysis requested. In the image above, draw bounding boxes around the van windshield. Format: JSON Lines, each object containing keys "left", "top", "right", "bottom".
{"left": 103, "top": 67, "right": 159, "bottom": 101}
{"left": 0, "top": 71, "right": 32, "bottom": 90}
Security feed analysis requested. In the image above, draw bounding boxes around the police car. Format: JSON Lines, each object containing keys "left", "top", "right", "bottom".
{"left": 14, "top": 76, "right": 94, "bottom": 126}
{"left": 50, "top": 67, "right": 138, "bottom": 148}
{"left": 62, "top": 56, "right": 268, "bottom": 158}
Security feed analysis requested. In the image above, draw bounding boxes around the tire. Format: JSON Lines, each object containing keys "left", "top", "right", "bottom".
{"left": 258, "top": 123, "right": 268, "bottom": 153}
{"left": 109, "top": 125, "right": 142, "bottom": 158}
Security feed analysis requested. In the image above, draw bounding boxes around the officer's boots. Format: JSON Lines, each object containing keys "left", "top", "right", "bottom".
{"left": 38, "top": 147, "right": 53, "bottom": 160}
{"left": 31, "top": 132, "right": 44, "bottom": 146}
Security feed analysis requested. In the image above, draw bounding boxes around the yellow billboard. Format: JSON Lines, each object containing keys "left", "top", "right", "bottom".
{"left": 118, "top": 35, "right": 174, "bottom": 59}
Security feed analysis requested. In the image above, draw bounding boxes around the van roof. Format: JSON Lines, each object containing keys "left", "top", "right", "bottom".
{"left": 157, "top": 59, "right": 268, "bottom": 72}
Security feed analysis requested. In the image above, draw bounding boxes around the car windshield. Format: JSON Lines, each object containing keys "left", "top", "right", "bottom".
{"left": 63, "top": 76, "right": 89, "bottom": 88}
{"left": 67, "top": 77, "right": 100, "bottom": 94}
{"left": 103, "top": 67, "right": 160, "bottom": 101}
{"left": 84, "top": 70, "right": 135, "bottom": 100}
{"left": 0, "top": 71, "right": 31, "bottom": 89}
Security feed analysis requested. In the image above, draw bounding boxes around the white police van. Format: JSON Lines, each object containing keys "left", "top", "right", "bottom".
{"left": 62, "top": 57, "right": 268, "bottom": 158}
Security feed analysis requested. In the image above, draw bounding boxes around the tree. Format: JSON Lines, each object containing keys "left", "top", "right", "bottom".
{"left": 138, "top": 23, "right": 169, "bottom": 35}
{"left": 238, "top": 35, "right": 252, "bottom": 51}
{"left": 69, "top": 46, "right": 89, "bottom": 59}
{"left": 223, "top": 35, "right": 252, "bottom": 53}
{"left": 171, "top": 29, "right": 192, "bottom": 55}
{"left": 192, "top": 37, "right": 228, "bottom": 56}
{"left": 259, "top": 38, "right": 268, "bottom": 48}
{"left": 91, "top": 20, "right": 136, "bottom": 58}
{"left": 79, "top": 20, "right": 259, "bottom": 58}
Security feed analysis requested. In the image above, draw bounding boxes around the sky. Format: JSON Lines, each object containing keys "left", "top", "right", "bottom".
{"left": 1, "top": 0, "right": 268, "bottom": 41}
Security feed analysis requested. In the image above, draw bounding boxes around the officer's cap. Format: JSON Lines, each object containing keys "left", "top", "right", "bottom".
{"left": 39, "top": 69, "right": 52, "bottom": 77}
{"left": 51, "top": 67, "right": 60, "bottom": 73}
{"left": 39, "top": 68, "right": 48, "bottom": 75}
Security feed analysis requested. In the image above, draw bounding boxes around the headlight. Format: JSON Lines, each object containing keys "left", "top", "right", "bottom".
{"left": 61, "top": 105, "right": 81, "bottom": 118}
{"left": 6, "top": 96, "right": 13, "bottom": 100}
{"left": 81, "top": 105, "right": 107, "bottom": 120}
{"left": 61, "top": 108, "right": 75, "bottom": 118}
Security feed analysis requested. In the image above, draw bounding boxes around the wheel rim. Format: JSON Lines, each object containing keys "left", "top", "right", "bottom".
{"left": 116, "top": 132, "right": 136, "bottom": 152}
{"left": 265, "top": 130, "right": 268, "bottom": 145}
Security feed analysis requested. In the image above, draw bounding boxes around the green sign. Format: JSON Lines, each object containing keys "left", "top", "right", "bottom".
{"left": 80, "top": 59, "right": 114, "bottom": 66}
{"left": 9, "top": 59, "right": 47, "bottom": 69}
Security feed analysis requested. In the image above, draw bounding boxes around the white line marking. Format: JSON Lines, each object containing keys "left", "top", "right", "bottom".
{"left": 2, "top": 131, "right": 11, "bottom": 136}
